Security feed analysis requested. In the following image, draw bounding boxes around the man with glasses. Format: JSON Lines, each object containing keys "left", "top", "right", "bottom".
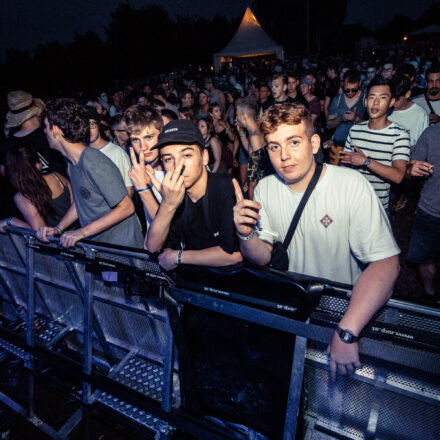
{"left": 381, "top": 62, "right": 395, "bottom": 80}
{"left": 327, "top": 69, "right": 367, "bottom": 148}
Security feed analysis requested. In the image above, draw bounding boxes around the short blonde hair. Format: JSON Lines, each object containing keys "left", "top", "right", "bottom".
{"left": 259, "top": 103, "right": 313, "bottom": 138}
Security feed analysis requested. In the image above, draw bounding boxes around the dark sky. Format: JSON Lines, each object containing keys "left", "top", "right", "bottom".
{"left": 0, "top": 0, "right": 434, "bottom": 61}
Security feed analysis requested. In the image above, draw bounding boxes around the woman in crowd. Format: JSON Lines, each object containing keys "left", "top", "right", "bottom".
{"left": 209, "top": 103, "right": 237, "bottom": 173}
{"left": 0, "top": 145, "right": 73, "bottom": 233}
{"left": 197, "top": 117, "right": 224, "bottom": 174}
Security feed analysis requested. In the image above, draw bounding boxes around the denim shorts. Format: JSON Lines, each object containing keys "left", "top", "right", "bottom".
{"left": 238, "top": 146, "right": 249, "bottom": 164}
{"left": 407, "top": 208, "right": 440, "bottom": 264}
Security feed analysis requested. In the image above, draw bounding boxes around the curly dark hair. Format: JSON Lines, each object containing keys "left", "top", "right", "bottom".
{"left": 6, "top": 144, "right": 55, "bottom": 221}
{"left": 42, "top": 98, "right": 90, "bottom": 143}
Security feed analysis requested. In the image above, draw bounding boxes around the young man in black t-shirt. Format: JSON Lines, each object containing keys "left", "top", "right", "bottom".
{"left": 145, "top": 119, "right": 242, "bottom": 271}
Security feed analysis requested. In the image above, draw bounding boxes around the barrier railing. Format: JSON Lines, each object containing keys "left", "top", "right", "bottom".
{"left": 0, "top": 226, "right": 439, "bottom": 440}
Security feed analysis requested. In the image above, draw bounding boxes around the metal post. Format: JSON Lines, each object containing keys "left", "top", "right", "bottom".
{"left": 282, "top": 335, "right": 308, "bottom": 440}
{"left": 25, "top": 235, "right": 36, "bottom": 418}
{"left": 82, "top": 248, "right": 95, "bottom": 405}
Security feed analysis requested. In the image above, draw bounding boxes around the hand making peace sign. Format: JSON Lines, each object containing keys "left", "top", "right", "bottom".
{"left": 128, "top": 147, "right": 151, "bottom": 190}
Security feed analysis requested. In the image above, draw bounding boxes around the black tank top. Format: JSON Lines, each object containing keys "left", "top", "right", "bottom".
{"left": 45, "top": 174, "right": 71, "bottom": 227}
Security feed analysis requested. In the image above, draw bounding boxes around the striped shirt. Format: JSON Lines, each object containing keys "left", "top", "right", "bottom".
{"left": 345, "top": 121, "right": 410, "bottom": 209}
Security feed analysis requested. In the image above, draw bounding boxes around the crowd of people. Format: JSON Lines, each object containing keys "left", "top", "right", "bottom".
{"left": 0, "top": 50, "right": 439, "bottom": 379}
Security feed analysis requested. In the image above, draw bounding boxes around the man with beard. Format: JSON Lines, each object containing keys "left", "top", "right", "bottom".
{"left": 412, "top": 65, "right": 440, "bottom": 125}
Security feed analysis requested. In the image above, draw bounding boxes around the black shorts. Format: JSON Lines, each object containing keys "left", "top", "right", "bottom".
{"left": 407, "top": 208, "right": 440, "bottom": 264}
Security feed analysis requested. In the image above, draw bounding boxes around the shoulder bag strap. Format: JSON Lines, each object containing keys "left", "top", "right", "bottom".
{"left": 425, "top": 94, "right": 436, "bottom": 114}
{"left": 282, "top": 163, "right": 323, "bottom": 249}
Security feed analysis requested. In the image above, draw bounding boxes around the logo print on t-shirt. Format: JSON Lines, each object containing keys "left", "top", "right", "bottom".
{"left": 320, "top": 215, "right": 333, "bottom": 228}
{"left": 79, "top": 186, "right": 91, "bottom": 200}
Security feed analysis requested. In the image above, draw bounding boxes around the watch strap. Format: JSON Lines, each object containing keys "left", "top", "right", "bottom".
{"left": 336, "top": 326, "right": 359, "bottom": 344}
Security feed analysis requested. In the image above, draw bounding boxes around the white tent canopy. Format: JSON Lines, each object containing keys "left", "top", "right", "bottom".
{"left": 213, "top": 7, "right": 284, "bottom": 72}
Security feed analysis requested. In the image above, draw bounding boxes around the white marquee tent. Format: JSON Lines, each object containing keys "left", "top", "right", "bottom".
{"left": 213, "top": 7, "right": 284, "bottom": 72}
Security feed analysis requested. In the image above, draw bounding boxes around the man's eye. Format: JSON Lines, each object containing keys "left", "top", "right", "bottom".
{"left": 291, "top": 141, "right": 299, "bottom": 147}
{"left": 268, "top": 145, "right": 279, "bottom": 151}
{"left": 184, "top": 154, "right": 192, "bottom": 158}
{"left": 132, "top": 139, "right": 139, "bottom": 143}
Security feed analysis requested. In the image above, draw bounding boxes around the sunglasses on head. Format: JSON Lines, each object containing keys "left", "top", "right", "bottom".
{"left": 344, "top": 87, "right": 359, "bottom": 94}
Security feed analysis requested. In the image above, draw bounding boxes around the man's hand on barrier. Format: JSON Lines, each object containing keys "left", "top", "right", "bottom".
{"left": 147, "top": 159, "right": 185, "bottom": 210}
{"left": 232, "top": 179, "right": 261, "bottom": 237}
{"left": 59, "top": 229, "right": 86, "bottom": 248}
{"left": 128, "top": 147, "right": 151, "bottom": 190}
{"left": 326, "top": 332, "right": 361, "bottom": 381}
{"left": 158, "top": 248, "right": 178, "bottom": 271}
{"left": 37, "top": 226, "right": 60, "bottom": 242}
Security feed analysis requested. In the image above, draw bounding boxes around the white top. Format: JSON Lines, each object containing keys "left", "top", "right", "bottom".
{"left": 345, "top": 122, "right": 410, "bottom": 209}
{"left": 98, "top": 142, "right": 132, "bottom": 188}
{"left": 254, "top": 165, "right": 400, "bottom": 285}
{"left": 144, "top": 170, "right": 165, "bottom": 230}
{"left": 388, "top": 103, "right": 429, "bottom": 147}
{"left": 412, "top": 94, "right": 440, "bottom": 118}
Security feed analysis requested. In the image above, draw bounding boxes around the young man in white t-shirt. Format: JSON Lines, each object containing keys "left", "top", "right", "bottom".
{"left": 123, "top": 106, "right": 165, "bottom": 232}
{"left": 233, "top": 103, "right": 400, "bottom": 381}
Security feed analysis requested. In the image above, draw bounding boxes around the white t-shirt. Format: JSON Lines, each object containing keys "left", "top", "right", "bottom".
{"left": 144, "top": 170, "right": 164, "bottom": 230}
{"left": 412, "top": 94, "right": 440, "bottom": 119}
{"left": 98, "top": 142, "right": 132, "bottom": 188}
{"left": 254, "top": 165, "right": 400, "bottom": 285}
{"left": 388, "top": 103, "right": 429, "bottom": 147}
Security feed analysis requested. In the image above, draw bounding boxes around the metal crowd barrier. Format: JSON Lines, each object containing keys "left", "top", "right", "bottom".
{"left": 0, "top": 226, "right": 438, "bottom": 440}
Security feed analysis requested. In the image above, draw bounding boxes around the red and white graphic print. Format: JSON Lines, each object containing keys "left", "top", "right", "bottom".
{"left": 320, "top": 214, "right": 333, "bottom": 228}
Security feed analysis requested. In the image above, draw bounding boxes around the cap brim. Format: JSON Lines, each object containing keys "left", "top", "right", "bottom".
{"left": 151, "top": 138, "right": 203, "bottom": 151}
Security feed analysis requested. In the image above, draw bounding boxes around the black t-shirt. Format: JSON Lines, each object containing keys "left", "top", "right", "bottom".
{"left": 165, "top": 172, "right": 240, "bottom": 254}
{"left": 259, "top": 97, "right": 273, "bottom": 114}
{"left": 325, "top": 78, "right": 340, "bottom": 100}
{"left": 5, "top": 126, "right": 66, "bottom": 175}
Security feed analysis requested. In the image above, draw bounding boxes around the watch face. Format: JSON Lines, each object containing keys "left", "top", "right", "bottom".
{"left": 342, "top": 332, "right": 352, "bottom": 342}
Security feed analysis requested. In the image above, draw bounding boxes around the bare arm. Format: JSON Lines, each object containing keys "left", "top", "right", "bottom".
{"left": 340, "top": 147, "right": 408, "bottom": 184}
{"left": 326, "top": 114, "right": 343, "bottom": 129}
{"left": 210, "top": 137, "right": 222, "bottom": 173}
{"left": 324, "top": 96, "right": 331, "bottom": 119}
{"left": 327, "top": 255, "right": 399, "bottom": 379}
{"left": 158, "top": 246, "right": 242, "bottom": 271}
{"left": 60, "top": 195, "right": 135, "bottom": 248}
{"left": 13, "top": 193, "right": 46, "bottom": 230}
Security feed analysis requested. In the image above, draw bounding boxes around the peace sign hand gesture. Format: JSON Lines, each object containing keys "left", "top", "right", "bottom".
{"left": 147, "top": 159, "right": 186, "bottom": 210}
{"left": 128, "top": 147, "right": 151, "bottom": 190}
{"left": 232, "top": 179, "right": 261, "bottom": 237}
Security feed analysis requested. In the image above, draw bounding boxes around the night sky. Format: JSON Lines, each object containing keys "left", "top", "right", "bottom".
{"left": 0, "top": 0, "right": 434, "bottom": 61}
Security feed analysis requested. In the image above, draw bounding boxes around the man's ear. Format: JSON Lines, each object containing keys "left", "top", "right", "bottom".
{"left": 202, "top": 147, "right": 209, "bottom": 166}
{"left": 405, "top": 90, "right": 411, "bottom": 99}
{"left": 311, "top": 134, "right": 321, "bottom": 155}
{"left": 51, "top": 124, "right": 62, "bottom": 139}
{"left": 389, "top": 97, "right": 396, "bottom": 109}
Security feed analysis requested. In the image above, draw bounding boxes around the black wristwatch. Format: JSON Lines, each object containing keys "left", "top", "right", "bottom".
{"left": 336, "top": 326, "right": 359, "bottom": 344}
{"left": 363, "top": 156, "right": 371, "bottom": 168}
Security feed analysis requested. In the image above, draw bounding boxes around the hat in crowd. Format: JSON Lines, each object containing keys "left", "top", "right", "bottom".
{"left": 300, "top": 77, "right": 313, "bottom": 86}
{"left": 6, "top": 91, "right": 45, "bottom": 128}
{"left": 274, "top": 65, "right": 283, "bottom": 73}
{"left": 152, "top": 119, "right": 204, "bottom": 150}
{"left": 199, "top": 89, "right": 210, "bottom": 98}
